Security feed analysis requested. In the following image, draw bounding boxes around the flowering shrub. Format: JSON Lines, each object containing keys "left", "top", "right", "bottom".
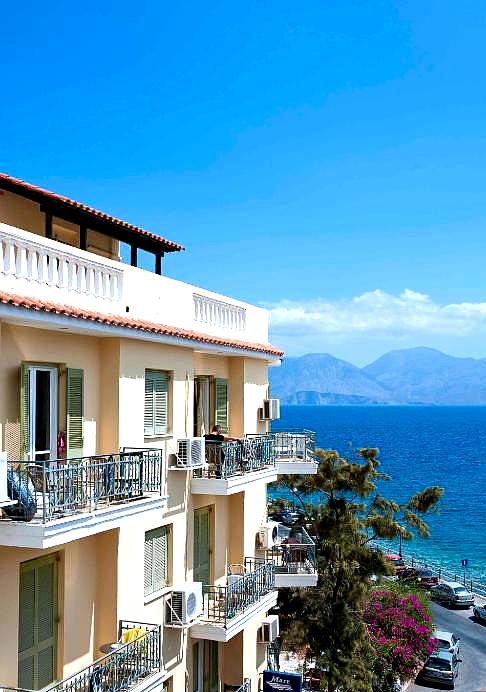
{"left": 364, "top": 590, "right": 436, "bottom": 685}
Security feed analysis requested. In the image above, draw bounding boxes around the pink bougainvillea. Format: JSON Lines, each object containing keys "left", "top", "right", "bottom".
{"left": 364, "top": 590, "right": 436, "bottom": 681}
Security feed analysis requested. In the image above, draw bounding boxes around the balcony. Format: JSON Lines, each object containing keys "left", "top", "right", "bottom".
{"left": 2, "top": 621, "right": 162, "bottom": 692}
{"left": 190, "top": 558, "right": 277, "bottom": 642}
{"left": 0, "top": 449, "right": 166, "bottom": 548}
{"left": 272, "top": 430, "right": 318, "bottom": 475}
{"left": 191, "top": 438, "right": 278, "bottom": 495}
{"left": 0, "top": 223, "right": 268, "bottom": 345}
{"left": 265, "top": 527, "right": 317, "bottom": 588}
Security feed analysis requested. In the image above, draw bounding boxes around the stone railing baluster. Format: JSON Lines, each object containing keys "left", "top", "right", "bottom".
{"left": 0, "top": 228, "right": 124, "bottom": 308}
{"left": 193, "top": 293, "right": 247, "bottom": 332}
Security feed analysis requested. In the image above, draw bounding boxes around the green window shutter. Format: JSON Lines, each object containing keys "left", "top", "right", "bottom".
{"left": 209, "top": 641, "right": 219, "bottom": 692}
{"left": 152, "top": 527, "right": 168, "bottom": 591}
{"left": 36, "top": 562, "right": 56, "bottom": 689}
{"left": 214, "top": 378, "right": 228, "bottom": 434}
{"left": 19, "top": 556, "right": 57, "bottom": 690}
{"left": 67, "top": 368, "right": 84, "bottom": 458}
{"left": 154, "top": 373, "right": 168, "bottom": 436}
{"left": 20, "top": 363, "right": 31, "bottom": 461}
{"left": 193, "top": 508, "right": 210, "bottom": 584}
{"left": 144, "top": 526, "right": 169, "bottom": 596}
{"left": 145, "top": 371, "right": 168, "bottom": 436}
{"left": 144, "top": 535, "right": 153, "bottom": 596}
{"left": 144, "top": 372, "right": 155, "bottom": 436}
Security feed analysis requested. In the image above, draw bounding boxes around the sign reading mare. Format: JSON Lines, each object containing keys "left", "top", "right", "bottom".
{"left": 263, "top": 669, "right": 302, "bottom": 692}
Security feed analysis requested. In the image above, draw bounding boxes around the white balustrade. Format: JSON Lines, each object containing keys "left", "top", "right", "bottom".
{"left": 0, "top": 224, "right": 268, "bottom": 343}
{"left": 0, "top": 227, "right": 123, "bottom": 307}
{"left": 193, "top": 293, "right": 246, "bottom": 332}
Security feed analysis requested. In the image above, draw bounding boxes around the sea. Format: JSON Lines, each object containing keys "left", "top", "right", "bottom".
{"left": 271, "top": 405, "right": 486, "bottom": 583}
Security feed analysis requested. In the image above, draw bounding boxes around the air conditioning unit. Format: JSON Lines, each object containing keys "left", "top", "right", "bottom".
{"left": 258, "top": 615, "right": 279, "bottom": 643}
{"left": 259, "top": 399, "right": 280, "bottom": 421}
{"left": 259, "top": 521, "right": 280, "bottom": 549}
{"left": 175, "top": 438, "right": 206, "bottom": 468}
{"left": 165, "top": 582, "right": 203, "bottom": 627}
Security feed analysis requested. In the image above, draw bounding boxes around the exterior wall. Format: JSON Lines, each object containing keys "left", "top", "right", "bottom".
{"left": 0, "top": 318, "right": 275, "bottom": 691}
{"left": 0, "top": 322, "right": 101, "bottom": 459}
{"left": 0, "top": 530, "right": 118, "bottom": 686}
{"left": 118, "top": 339, "right": 195, "bottom": 452}
{"left": 0, "top": 220, "right": 271, "bottom": 344}
{"left": 0, "top": 190, "right": 119, "bottom": 259}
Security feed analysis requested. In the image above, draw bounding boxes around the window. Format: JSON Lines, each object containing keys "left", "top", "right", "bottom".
{"left": 194, "top": 376, "right": 228, "bottom": 436}
{"left": 144, "top": 526, "right": 169, "bottom": 596}
{"left": 214, "top": 378, "right": 228, "bottom": 433}
{"left": 20, "top": 364, "right": 84, "bottom": 461}
{"left": 144, "top": 370, "right": 169, "bottom": 436}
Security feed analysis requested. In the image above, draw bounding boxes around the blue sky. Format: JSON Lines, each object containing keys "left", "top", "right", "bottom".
{"left": 2, "top": 1, "right": 486, "bottom": 365}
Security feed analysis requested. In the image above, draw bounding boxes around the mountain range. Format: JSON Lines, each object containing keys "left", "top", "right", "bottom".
{"left": 269, "top": 347, "right": 486, "bottom": 405}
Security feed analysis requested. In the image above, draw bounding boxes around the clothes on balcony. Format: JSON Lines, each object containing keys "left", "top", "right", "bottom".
{"left": 88, "top": 668, "right": 102, "bottom": 692}
{"left": 122, "top": 626, "right": 147, "bottom": 644}
{"left": 5, "top": 467, "right": 36, "bottom": 521}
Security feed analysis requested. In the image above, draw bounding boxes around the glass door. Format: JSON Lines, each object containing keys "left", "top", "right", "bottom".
{"left": 22, "top": 365, "right": 58, "bottom": 462}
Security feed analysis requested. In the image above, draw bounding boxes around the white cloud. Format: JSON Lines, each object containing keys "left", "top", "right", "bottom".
{"left": 265, "top": 289, "right": 486, "bottom": 338}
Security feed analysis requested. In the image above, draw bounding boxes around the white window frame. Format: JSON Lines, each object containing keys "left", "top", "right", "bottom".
{"left": 28, "top": 366, "right": 58, "bottom": 462}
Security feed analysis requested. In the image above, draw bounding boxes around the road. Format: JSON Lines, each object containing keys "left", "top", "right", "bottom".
{"left": 409, "top": 601, "right": 486, "bottom": 692}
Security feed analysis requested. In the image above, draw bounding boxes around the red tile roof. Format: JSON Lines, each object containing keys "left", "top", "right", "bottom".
{"left": 0, "top": 290, "right": 284, "bottom": 358}
{"left": 0, "top": 172, "right": 184, "bottom": 253}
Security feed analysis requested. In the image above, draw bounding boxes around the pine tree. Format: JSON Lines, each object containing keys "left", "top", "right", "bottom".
{"left": 275, "top": 448, "right": 443, "bottom": 692}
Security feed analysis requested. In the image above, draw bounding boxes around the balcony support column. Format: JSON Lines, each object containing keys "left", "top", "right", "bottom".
{"left": 79, "top": 225, "right": 87, "bottom": 251}
{"left": 130, "top": 244, "right": 138, "bottom": 267}
{"left": 155, "top": 251, "right": 164, "bottom": 275}
{"left": 45, "top": 211, "right": 53, "bottom": 239}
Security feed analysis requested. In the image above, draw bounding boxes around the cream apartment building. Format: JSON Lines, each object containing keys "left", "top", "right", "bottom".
{"left": 0, "top": 173, "right": 317, "bottom": 692}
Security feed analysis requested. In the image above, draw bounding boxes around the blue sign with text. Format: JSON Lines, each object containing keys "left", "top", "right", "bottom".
{"left": 263, "top": 670, "right": 302, "bottom": 692}
{"left": 461, "top": 559, "right": 468, "bottom": 568}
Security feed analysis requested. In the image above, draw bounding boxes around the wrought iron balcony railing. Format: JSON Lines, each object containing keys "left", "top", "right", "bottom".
{"left": 3, "top": 621, "right": 161, "bottom": 692}
{"left": 265, "top": 527, "right": 316, "bottom": 575}
{"left": 202, "top": 558, "right": 275, "bottom": 626}
{"left": 230, "top": 680, "right": 251, "bottom": 692}
{"left": 271, "top": 430, "right": 316, "bottom": 464}
{"left": 4, "top": 449, "right": 163, "bottom": 523}
{"left": 246, "top": 429, "right": 316, "bottom": 465}
{"left": 195, "top": 437, "right": 275, "bottom": 480}
{"left": 267, "top": 638, "right": 281, "bottom": 671}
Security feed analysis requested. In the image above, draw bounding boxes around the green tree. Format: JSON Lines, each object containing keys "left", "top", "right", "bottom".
{"left": 275, "top": 448, "right": 443, "bottom": 692}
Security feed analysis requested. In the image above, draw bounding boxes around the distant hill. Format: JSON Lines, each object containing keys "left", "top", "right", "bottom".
{"left": 282, "top": 391, "right": 388, "bottom": 406}
{"left": 270, "top": 348, "right": 486, "bottom": 405}
{"left": 270, "top": 353, "right": 393, "bottom": 403}
{"left": 363, "top": 346, "right": 486, "bottom": 404}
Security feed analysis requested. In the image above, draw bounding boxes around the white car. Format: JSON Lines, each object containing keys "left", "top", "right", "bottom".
{"left": 433, "top": 629, "right": 460, "bottom": 657}
{"left": 430, "top": 581, "right": 475, "bottom": 608}
{"left": 472, "top": 602, "right": 486, "bottom": 624}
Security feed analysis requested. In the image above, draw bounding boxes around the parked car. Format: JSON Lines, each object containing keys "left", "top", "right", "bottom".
{"left": 384, "top": 553, "right": 407, "bottom": 576}
{"left": 414, "top": 567, "right": 439, "bottom": 589}
{"left": 433, "top": 629, "right": 460, "bottom": 657}
{"left": 420, "top": 651, "right": 461, "bottom": 689}
{"left": 430, "top": 581, "right": 475, "bottom": 608}
{"left": 472, "top": 602, "right": 486, "bottom": 624}
{"left": 269, "top": 508, "right": 301, "bottom": 526}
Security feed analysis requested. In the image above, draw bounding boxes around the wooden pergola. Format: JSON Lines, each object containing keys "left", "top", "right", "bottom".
{"left": 0, "top": 173, "right": 184, "bottom": 274}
